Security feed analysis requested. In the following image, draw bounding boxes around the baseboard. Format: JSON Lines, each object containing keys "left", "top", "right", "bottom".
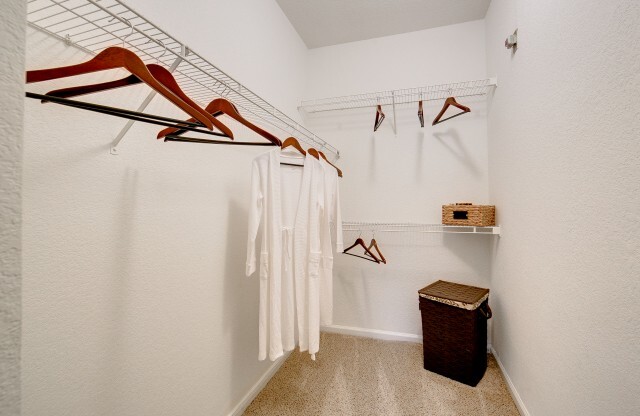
{"left": 491, "top": 347, "right": 530, "bottom": 416}
{"left": 321, "top": 324, "right": 423, "bottom": 343}
{"left": 227, "top": 351, "right": 292, "bottom": 416}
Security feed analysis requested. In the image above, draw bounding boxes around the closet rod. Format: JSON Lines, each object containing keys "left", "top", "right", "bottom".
{"left": 26, "top": 0, "right": 340, "bottom": 160}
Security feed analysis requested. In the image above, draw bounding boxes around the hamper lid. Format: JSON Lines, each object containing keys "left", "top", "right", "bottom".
{"left": 418, "top": 280, "right": 489, "bottom": 311}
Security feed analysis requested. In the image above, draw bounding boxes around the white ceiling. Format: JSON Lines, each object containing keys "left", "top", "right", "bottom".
{"left": 276, "top": 0, "right": 491, "bottom": 49}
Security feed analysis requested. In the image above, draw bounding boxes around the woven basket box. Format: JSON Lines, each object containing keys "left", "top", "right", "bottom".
{"left": 442, "top": 203, "right": 495, "bottom": 226}
{"left": 418, "top": 280, "right": 491, "bottom": 386}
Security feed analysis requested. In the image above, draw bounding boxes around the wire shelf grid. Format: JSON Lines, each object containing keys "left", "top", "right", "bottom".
{"left": 300, "top": 78, "right": 497, "bottom": 113}
{"left": 343, "top": 221, "right": 500, "bottom": 235}
{"left": 26, "top": 0, "right": 339, "bottom": 159}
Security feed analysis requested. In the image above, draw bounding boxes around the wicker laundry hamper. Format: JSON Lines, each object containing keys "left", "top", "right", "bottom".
{"left": 418, "top": 280, "right": 491, "bottom": 386}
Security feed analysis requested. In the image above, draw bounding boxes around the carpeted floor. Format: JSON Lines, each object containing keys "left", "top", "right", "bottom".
{"left": 244, "top": 332, "right": 519, "bottom": 415}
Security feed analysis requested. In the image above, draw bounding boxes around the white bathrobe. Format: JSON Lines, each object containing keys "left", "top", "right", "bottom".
{"left": 246, "top": 148, "right": 304, "bottom": 361}
{"left": 246, "top": 148, "right": 324, "bottom": 361}
{"left": 294, "top": 155, "right": 324, "bottom": 359}
{"left": 318, "top": 157, "right": 343, "bottom": 326}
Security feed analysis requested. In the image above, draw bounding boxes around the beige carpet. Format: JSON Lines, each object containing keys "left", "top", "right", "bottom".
{"left": 244, "top": 332, "right": 519, "bottom": 415}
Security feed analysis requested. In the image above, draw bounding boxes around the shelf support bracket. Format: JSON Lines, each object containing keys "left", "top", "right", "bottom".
{"left": 391, "top": 91, "right": 397, "bottom": 135}
{"left": 110, "top": 49, "right": 186, "bottom": 155}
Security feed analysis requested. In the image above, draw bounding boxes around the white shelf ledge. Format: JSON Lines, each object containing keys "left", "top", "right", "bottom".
{"left": 343, "top": 222, "right": 500, "bottom": 235}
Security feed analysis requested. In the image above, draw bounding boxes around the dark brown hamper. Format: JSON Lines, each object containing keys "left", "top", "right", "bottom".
{"left": 418, "top": 280, "right": 492, "bottom": 387}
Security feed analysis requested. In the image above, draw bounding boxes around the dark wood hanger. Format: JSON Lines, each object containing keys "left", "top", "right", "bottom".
{"left": 343, "top": 238, "right": 381, "bottom": 263}
{"left": 365, "top": 238, "right": 386, "bottom": 264}
{"left": 281, "top": 137, "right": 306, "bottom": 155}
{"left": 374, "top": 104, "right": 385, "bottom": 132}
{"left": 318, "top": 151, "right": 343, "bottom": 178}
{"left": 418, "top": 100, "right": 424, "bottom": 128}
{"left": 42, "top": 63, "right": 233, "bottom": 139}
{"left": 26, "top": 46, "right": 214, "bottom": 130}
{"left": 432, "top": 96, "right": 471, "bottom": 126}
{"left": 157, "top": 98, "right": 282, "bottom": 146}
{"left": 307, "top": 148, "right": 320, "bottom": 160}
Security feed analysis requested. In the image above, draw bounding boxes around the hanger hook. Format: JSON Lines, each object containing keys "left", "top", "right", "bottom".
{"left": 121, "top": 18, "right": 133, "bottom": 48}
{"left": 358, "top": 228, "right": 363, "bottom": 239}
{"left": 155, "top": 38, "right": 166, "bottom": 64}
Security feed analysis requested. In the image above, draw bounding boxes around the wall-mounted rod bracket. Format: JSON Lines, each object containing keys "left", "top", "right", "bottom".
{"left": 110, "top": 53, "right": 185, "bottom": 155}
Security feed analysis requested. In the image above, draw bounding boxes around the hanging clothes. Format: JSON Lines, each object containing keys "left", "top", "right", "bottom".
{"left": 294, "top": 155, "right": 324, "bottom": 359}
{"left": 246, "top": 148, "right": 324, "bottom": 361}
{"left": 318, "top": 157, "right": 343, "bottom": 327}
{"left": 247, "top": 148, "right": 300, "bottom": 361}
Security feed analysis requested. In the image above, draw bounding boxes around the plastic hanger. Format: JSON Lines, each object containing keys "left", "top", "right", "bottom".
{"left": 343, "top": 236, "right": 381, "bottom": 263}
{"left": 432, "top": 96, "right": 471, "bottom": 126}
{"left": 418, "top": 100, "right": 424, "bottom": 128}
{"left": 318, "top": 151, "right": 343, "bottom": 178}
{"left": 374, "top": 104, "right": 385, "bottom": 132}
{"left": 157, "top": 98, "right": 282, "bottom": 146}
{"left": 26, "top": 47, "right": 214, "bottom": 130}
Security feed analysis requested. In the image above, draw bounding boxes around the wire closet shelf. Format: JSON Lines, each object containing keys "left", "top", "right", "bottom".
{"left": 27, "top": 0, "right": 339, "bottom": 159}
{"left": 299, "top": 78, "right": 497, "bottom": 113}
{"left": 343, "top": 221, "right": 501, "bottom": 235}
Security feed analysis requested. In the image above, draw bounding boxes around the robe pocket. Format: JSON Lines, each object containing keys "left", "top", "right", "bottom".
{"left": 259, "top": 252, "right": 269, "bottom": 280}
{"left": 308, "top": 251, "right": 322, "bottom": 279}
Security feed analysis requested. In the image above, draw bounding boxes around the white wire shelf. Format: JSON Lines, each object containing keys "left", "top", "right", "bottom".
{"left": 26, "top": 0, "right": 339, "bottom": 159}
{"left": 300, "top": 78, "right": 497, "bottom": 114}
{"left": 343, "top": 221, "right": 500, "bottom": 235}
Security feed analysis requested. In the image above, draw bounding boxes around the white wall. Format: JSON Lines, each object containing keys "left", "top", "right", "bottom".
{"left": 21, "top": 1, "right": 307, "bottom": 415}
{"left": 0, "top": 1, "right": 26, "bottom": 415}
{"left": 304, "top": 21, "right": 494, "bottom": 337}
{"left": 485, "top": 1, "right": 640, "bottom": 415}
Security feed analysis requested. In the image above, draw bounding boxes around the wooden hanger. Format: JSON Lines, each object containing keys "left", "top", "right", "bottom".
{"left": 432, "top": 96, "right": 471, "bottom": 126}
{"left": 374, "top": 104, "right": 385, "bottom": 132}
{"left": 318, "top": 151, "right": 343, "bottom": 178}
{"left": 281, "top": 137, "right": 306, "bottom": 155}
{"left": 418, "top": 100, "right": 424, "bottom": 128}
{"left": 42, "top": 63, "right": 233, "bottom": 139}
{"left": 26, "top": 46, "right": 214, "bottom": 130}
{"left": 342, "top": 238, "right": 381, "bottom": 263}
{"left": 365, "top": 237, "right": 386, "bottom": 264}
{"left": 157, "top": 98, "right": 282, "bottom": 146}
{"left": 307, "top": 147, "right": 320, "bottom": 160}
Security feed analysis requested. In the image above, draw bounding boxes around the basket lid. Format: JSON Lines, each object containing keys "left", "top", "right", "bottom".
{"left": 418, "top": 280, "right": 489, "bottom": 311}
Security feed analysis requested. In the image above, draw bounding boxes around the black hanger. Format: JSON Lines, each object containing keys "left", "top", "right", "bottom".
{"left": 418, "top": 100, "right": 424, "bottom": 128}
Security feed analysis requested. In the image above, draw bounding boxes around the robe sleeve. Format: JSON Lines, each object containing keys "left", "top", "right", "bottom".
{"left": 308, "top": 161, "right": 325, "bottom": 278}
{"left": 246, "top": 160, "right": 263, "bottom": 276}
{"left": 333, "top": 175, "right": 344, "bottom": 252}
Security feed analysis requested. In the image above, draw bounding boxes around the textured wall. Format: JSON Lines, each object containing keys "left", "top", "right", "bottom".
{"left": 21, "top": 1, "right": 307, "bottom": 415}
{"left": 0, "top": 0, "right": 26, "bottom": 415}
{"left": 485, "top": 0, "right": 640, "bottom": 415}
{"left": 305, "top": 21, "right": 494, "bottom": 338}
